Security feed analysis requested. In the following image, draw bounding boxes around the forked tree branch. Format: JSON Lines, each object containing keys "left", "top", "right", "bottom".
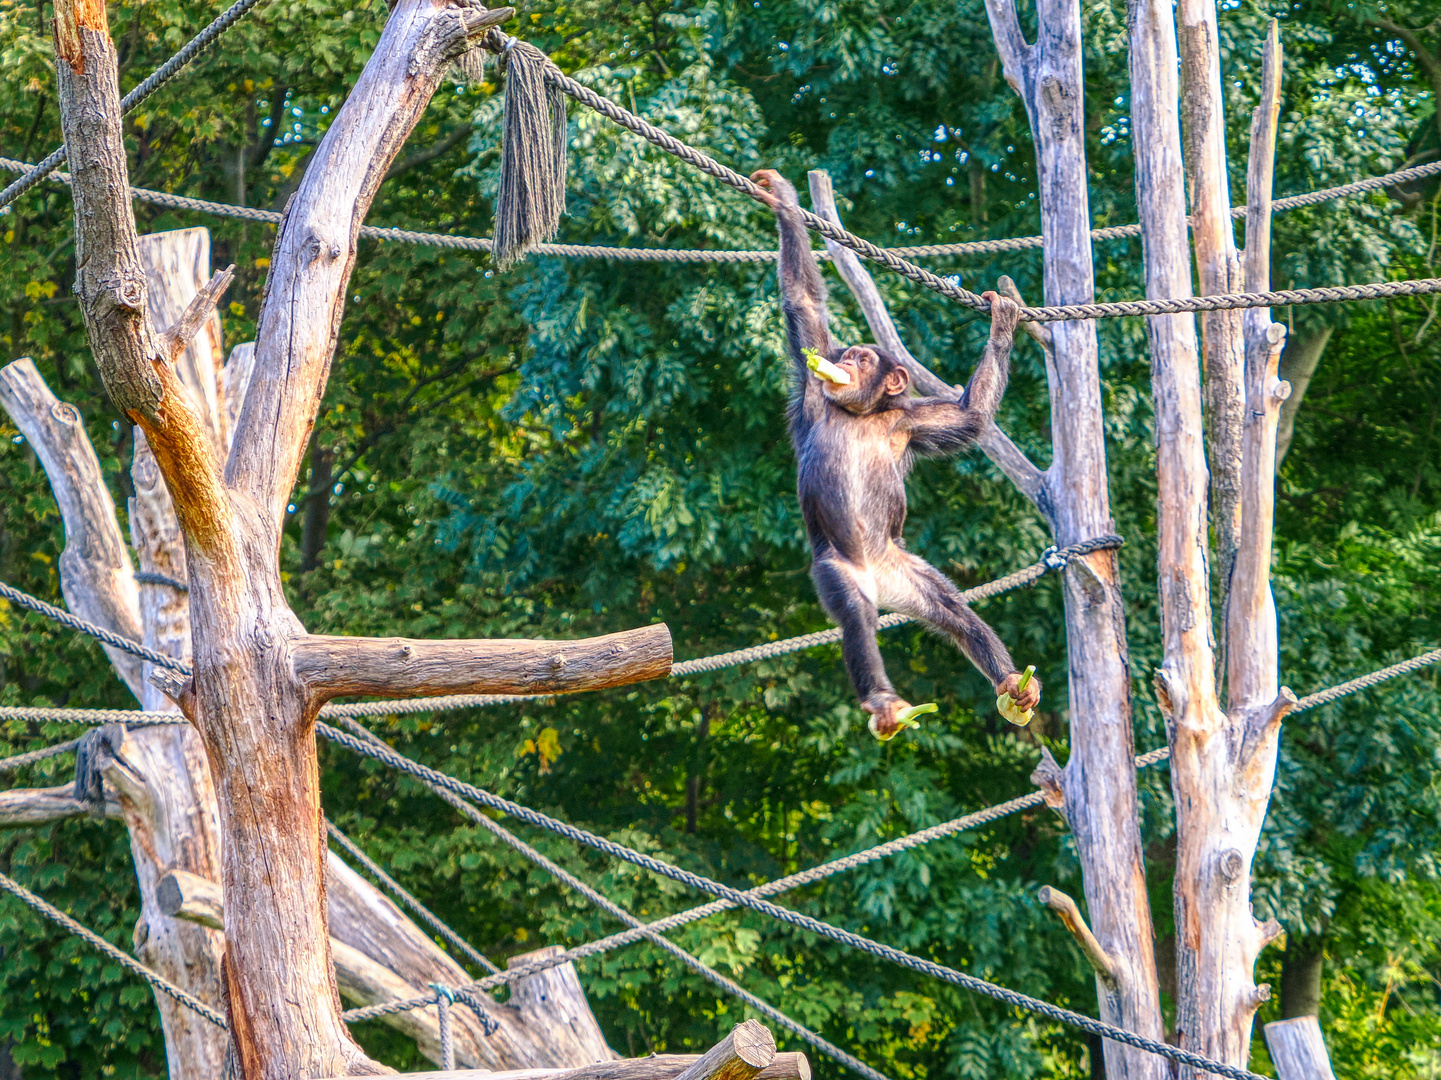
{"left": 981, "top": 0, "right": 1035, "bottom": 93}
{"left": 291, "top": 624, "right": 673, "bottom": 702}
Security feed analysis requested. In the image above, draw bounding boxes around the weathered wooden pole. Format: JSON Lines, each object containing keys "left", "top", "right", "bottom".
{"left": 1130, "top": 6, "right": 1293, "bottom": 1072}
{"left": 46, "top": 1, "right": 670, "bottom": 1075}
{"left": 980, "top": 3, "right": 1167, "bottom": 1076}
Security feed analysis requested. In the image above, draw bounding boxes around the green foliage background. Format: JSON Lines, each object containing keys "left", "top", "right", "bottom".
{"left": 1, "top": 0, "right": 1440, "bottom": 1076}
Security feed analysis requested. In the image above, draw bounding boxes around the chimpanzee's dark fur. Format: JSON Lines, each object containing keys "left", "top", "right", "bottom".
{"left": 753, "top": 169, "right": 1039, "bottom": 736}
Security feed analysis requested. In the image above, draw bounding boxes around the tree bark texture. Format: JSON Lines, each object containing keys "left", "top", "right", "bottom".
{"left": 49, "top": 2, "right": 664, "bottom": 1075}
{"left": 1132, "top": 10, "right": 1292, "bottom": 1073}
{"left": 983, "top": 3, "right": 1164, "bottom": 1076}
{"left": 1178, "top": 0, "right": 1246, "bottom": 616}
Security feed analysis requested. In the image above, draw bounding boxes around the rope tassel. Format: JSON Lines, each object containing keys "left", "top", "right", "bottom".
{"left": 492, "top": 37, "right": 567, "bottom": 269}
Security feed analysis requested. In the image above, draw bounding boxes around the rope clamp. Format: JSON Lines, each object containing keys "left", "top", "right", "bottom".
{"left": 1042, "top": 546, "right": 1068, "bottom": 572}
{"left": 429, "top": 981, "right": 456, "bottom": 1003}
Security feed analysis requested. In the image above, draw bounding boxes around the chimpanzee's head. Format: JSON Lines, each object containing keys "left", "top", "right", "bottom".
{"left": 822, "top": 344, "right": 910, "bottom": 413}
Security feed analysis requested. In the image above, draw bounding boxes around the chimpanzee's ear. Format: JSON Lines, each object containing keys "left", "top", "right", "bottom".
{"left": 883, "top": 365, "right": 910, "bottom": 396}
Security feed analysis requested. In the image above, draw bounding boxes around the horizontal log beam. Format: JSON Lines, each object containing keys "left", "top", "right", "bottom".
{"left": 291, "top": 623, "right": 673, "bottom": 701}
{"left": 0, "top": 784, "right": 118, "bottom": 826}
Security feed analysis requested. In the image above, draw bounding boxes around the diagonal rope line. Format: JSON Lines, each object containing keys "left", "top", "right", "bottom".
{"left": 0, "top": 738, "right": 83, "bottom": 774}
{"left": 0, "top": 0, "right": 272, "bottom": 213}
{"left": 325, "top": 818, "right": 501, "bottom": 976}
{"left": 319, "top": 720, "right": 1265, "bottom": 1080}
{"left": 0, "top": 869, "right": 228, "bottom": 1027}
{"left": 331, "top": 717, "right": 896, "bottom": 1080}
{"left": 0, "top": 580, "right": 189, "bottom": 672}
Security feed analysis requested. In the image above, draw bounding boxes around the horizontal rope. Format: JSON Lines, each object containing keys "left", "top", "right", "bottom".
{"left": 0, "top": 0, "right": 271, "bottom": 213}
{"left": 5, "top": 149, "right": 1440, "bottom": 265}
{"left": 670, "top": 534, "right": 1120, "bottom": 675}
{"left": 0, "top": 737, "right": 83, "bottom": 774}
{"left": 0, "top": 538, "right": 1115, "bottom": 714}
{"left": 324, "top": 717, "right": 1262, "bottom": 1080}
{"left": 0, "top": 869, "right": 228, "bottom": 1027}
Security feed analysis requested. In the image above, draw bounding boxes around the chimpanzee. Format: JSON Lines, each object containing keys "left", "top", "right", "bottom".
{"left": 751, "top": 168, "right": 1040, "bottom": 740}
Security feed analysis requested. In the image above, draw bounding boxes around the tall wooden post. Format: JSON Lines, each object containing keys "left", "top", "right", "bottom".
{"left": 46, "top": 1, "right": 669, "bottom": 1075}
{"left": 977, "top": 4, "right": 1167, "bottom": 1075}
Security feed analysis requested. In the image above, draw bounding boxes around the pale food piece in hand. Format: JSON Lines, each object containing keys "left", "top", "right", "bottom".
{"left": 868, "top": 701, "right": 937, "bottom": 741}
{"left": 996, "top": 665, "right": 1037, "bottom": 727}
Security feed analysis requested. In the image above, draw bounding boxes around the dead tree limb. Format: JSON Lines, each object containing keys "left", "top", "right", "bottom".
{"left": 0, "top": 360, "right": 144, "bottom": 698}
{"left": 50, "top": 2, "right": 662, "bottom": 1074}
{"left": 981, "top": 0, "right": 1166, "bottom": 1074}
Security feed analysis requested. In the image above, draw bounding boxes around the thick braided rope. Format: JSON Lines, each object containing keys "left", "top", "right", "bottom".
{"left": 7, "top": 140, "right": 1438, "bottom": 263}
{"left": 1293, "top": 647, "right": 1441, "bottom": 711}
{"left": 17, "top": 637, "right": 1437, "bottom": 735}
{"left": 0, "top": 869, "right": 228, "bottom": 1028}
{"left": 0, "top": 738, "right": 83, "bottom": 774}
{"left": 671, "top": 534, "right": 1121, "bottom": 676}
{"left": 324, "top": 721, "right": 1263, "bottom": 1080}
{"left": 332, "top": 718, "right": 894, "bottom": 1080}
{"left": 0, "top": 706, "right": 184, "bottom": 725}
{"left": 0, "top": 0, "right": 271, "bottom": 213}
{"left": 326, "top": 818, "right": 501, "bottom": 975}
{"left": 0, "top": 540, "right": 1112, "bottom": 706}
{"left": 0, "top": 580, "right": 188, "bottom": 672}
{"left": 332, "top": 724, "right": 1172, "bottom": 1016}
{"left": 5, "top": 153, "right": 1438, "bottom": 262}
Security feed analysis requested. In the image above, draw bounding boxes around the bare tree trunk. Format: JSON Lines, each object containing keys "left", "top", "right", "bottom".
{"left": 978, "top": 6, "right": 1165, "bottom": 1076}
{"left": 1179, "top": 0, "right": 1246, "bottom": 626}
{"left": 1133, "top": 11, "right": 1292, "bottom": 1071}
{"left": 49, "top": 3, "right": 668, "bottom": 1076}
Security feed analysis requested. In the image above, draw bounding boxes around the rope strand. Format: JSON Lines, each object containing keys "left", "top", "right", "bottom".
{"left": 0, "top": 0, "right": 271, "bottom": 212}
{"left": 0, "top": 869, "right": 228, "bottom": 1028}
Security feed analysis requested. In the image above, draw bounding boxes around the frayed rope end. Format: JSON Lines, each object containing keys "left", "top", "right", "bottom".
{"left": 492, "top": 38, "right": 567, "bottom": 270}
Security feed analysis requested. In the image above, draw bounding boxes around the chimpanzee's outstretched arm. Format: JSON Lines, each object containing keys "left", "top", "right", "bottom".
{"left": 907, "top": 291, "right": 1021, "bottom": 456}
{"left": 752, "top": 169, "right": 836, "bottom": 423}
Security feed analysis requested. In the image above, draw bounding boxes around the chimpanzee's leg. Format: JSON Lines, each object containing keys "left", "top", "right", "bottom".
{"left": 875, "top": 545, "right": 1021, "bottom": 692}
{"left": 811, "top": 554, "right": 903, "bottom": 716}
